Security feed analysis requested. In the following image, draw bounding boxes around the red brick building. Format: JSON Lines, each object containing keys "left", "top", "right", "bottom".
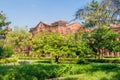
{"left": 30, "top": 20, "right": 87, "bottom": 35}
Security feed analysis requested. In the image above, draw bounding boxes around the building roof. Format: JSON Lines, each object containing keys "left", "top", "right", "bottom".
{"left": 29, "top": 20, "right": 86, "bottom": 35}
{"left": 51, "top": 20, "right": 68, "bottom": 27}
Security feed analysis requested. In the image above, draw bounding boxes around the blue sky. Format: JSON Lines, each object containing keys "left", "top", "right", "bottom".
{"left": 0, "top": 0, "right": 93, "bottom": 28}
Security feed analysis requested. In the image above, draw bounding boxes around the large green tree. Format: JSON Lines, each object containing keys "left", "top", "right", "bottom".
{"left": 75, "top": 0, "right": 115, "bottom": 27}
{"left": 72, "top": 32, "right": 93, "bottom": 57}
{"left": 0, "top": 11, "right": 13, "bottom": 59}
{"left": 32, "top": 32, "right": 70, "bottom": 63}
{"left": 83, "top": 26, "right": 120, "bottom": 59}
{"left": 32, "top": 32, "right": 93, "bottom": 63}
{"left": 32, "top": 32, "right": 59, "bottom": 62}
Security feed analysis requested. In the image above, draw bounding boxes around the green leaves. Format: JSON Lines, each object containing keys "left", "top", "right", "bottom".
{"left": 5, "top": 27, "right": 31, "bottom": 53}
{"left": 0, "top": 11, "right": 11, "bottom": 28}
{"left": 32, "top": 31, "right": 93, "bottom": 60}
{"left": 75, "top": 0, "right": 114, "bottom": 27}
{"left": 32, "top": 32, "right": 67, "bottom": 55}
{"left": 83, "top": 26, "right": 120, "bottom": 58}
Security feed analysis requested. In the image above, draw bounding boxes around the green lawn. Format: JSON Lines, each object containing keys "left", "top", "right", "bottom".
{"left": 0, "top": 63, "right": 120, "bottom": 80}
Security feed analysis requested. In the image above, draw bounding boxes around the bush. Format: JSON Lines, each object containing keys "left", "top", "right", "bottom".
{"left": 0, "top": 46, "right": 14, "bottom": 59}
{"left": 77, "top": 58, "right": 120, "bottom": 64}
{"left": 77, "top": 58, "right": 89, "bottom": 64}
{"left": 0, "top": 57, "right": 18, "bottom": 64}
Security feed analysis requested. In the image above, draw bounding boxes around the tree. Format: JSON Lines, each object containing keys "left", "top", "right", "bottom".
{"left": 0, "top": 11, "right": 13, "bottom": 59}
{"left": 32, "top": 32, "right": 93, "bottom": 63}
{"left": 5, "top": 26, "right": 31, "bottom": 54}
{"left": 0, "top": 11, "right": 11, "bottom": 39}
{"left": 105, "top": 39, "right": 120, "bottom": 57}
{"left": 110, "top": 0, "right": 120, "bottom": 8}
{"left": 82, "top": 26, "right": 120, "bottom": 59}
{"left": 75, "top": 0, "right": 114, "bottom": 27}
{"left": 0, "top": 11, "right": 11, "bottom": 29}
{"left": 32, "top": 32, "right": 69, "bottom": 63}
{"left": 69, "top": 32, "right": 93, "bottom": 57}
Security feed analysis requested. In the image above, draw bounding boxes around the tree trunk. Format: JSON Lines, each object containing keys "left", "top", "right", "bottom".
{"left": 55, "top": 55, "right": 59, "bottom": 63}
{"left": 98, "top": 49, "right": 101, "bottom": 59}
{"left": 101, "top": 48, "right": 104, "bottom": 58}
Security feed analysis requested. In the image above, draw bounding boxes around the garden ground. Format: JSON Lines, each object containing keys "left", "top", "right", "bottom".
{"left": 0, "top": 62, "right": 120, "bottom": 80}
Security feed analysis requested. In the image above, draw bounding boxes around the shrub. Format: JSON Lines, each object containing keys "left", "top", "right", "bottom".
{"left": 0, "top": 46, "right": 14, "bottom": 59}
{"left": 77, "top": 58, "right": 120, "bottom": 64}
{"left": 77, "top": 58, "right": 89, "bottom": 64}
{"left": 0, "top": 57, "right": 18, "bottom": 64}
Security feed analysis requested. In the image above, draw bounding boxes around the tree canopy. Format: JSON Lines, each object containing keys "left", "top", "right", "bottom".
{"left": 75, "top": 0, "right": 117, "bottom": 27}
{"left": 82, "top": 26, "right": 120, "bottom": 59}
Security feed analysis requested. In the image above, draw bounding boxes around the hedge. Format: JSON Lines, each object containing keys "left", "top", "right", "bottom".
{"left": 77, "top": 58, "right": 120, "bottom": 64}
{"left": 0, "top": 57, "right": 18, "bottom": 64}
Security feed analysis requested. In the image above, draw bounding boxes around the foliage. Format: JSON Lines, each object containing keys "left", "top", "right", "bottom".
{"left": 77, "top": 58, "right": 120, "bottom": 64}
{"left": 0, "top": 63, "right": 120, "bottom": 80}
{"left": 77, "top": 58, "right": 89, "bottom": 64}
{"left": 109, "top": 0, "right": 120, "bottom": 22}
{"left": 75, "top": 0, "right": 115, "bottom": 27}
{"left": 110, "top": 0, "right": 120, "bottom": 8}
{"left": 32, "top": 32, "right": 70, "bottom": 63}
{"left": 0, "top": 57, "right": 18, "bottom": 64}
{"left": 0, "top": 11, "right": 11, "bottom": 40}
{"left": 0, "top": 30, "right": 7, "bottom": 35}
{"left": 0, "top": 11, "right": 11, "bottom": 28}
{"left": 0, "top": 39, "right": 14, "bottom": 59}
{"left": 0, "top": 64, "right": 71, "bottom": 80}
{"left": 5, "top": 26, "right": 32, "bottom": 54}
{"left": 32, "top": 32, "right": 92, "bottom": 63}
{"left": 0, "top": 46, "right": 14, "bottom": 59}
{"left": 82, "top": 26, "right": 120, "bottom": 59}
